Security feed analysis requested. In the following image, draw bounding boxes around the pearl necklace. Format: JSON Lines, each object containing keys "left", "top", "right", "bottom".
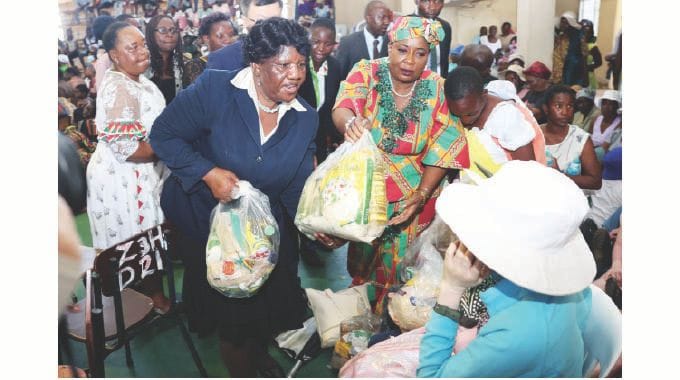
{"left": 256, "top": 98, "right": 280, "bottom": 113}
{"left": 389, "top": 72, "right": 418, "bottom": 98}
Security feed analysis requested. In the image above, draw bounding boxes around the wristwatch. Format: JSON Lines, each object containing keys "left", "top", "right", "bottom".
{"left": 432, "top": 303, "right": 462, "bottom": 323}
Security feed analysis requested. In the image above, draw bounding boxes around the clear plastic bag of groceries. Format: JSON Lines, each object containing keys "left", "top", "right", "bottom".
{"left": 388, "top": 216, "right": 460, "bottom": 331}
{"left": 295, "top": 131, "right": 388, "bottom": 243}
{"left": 205, "top": 180, "right": 279, "bottom": 298}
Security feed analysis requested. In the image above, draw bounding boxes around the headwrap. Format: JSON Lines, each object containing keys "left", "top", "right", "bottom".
{"left": 387, "top": 16, "right": 445, "bottom": 49}
{"left": 576, "top": 88, "right": 595, "bottom": 100}
{"left": 523, "top": 61, "right": 551, "bottom": 80}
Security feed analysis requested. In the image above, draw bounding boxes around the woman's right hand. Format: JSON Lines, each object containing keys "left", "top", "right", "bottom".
{"left": 344, "top": 115, "right": 370, "bottom": 143}
{"left": 203, "top": 167, "right": 240, "bottom": 203}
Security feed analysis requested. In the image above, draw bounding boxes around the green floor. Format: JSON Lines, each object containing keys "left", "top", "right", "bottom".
{"left": 68, "top": 213, "right": 351, "bottom": 377}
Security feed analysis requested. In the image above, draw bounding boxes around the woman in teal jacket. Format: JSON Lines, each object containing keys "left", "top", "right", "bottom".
{"left": 418, "top": 161, "right": 619, "bottom": 377}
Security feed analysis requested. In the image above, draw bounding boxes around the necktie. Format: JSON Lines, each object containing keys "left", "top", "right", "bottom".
{"left": 429, "top": 47, "right": 438, "bottom": 73}
{"left": 373, "top": 39, "right": 380, "bottom": 60}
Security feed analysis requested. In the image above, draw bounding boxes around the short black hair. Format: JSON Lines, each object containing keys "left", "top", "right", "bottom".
{"left": 240, "top": 0, "right": 282, "bottom": 16}
{"left": 365, "top": 0, "right": 386, "bottom": 17}
{"left": 102, "top": 22, "right": 133, "bottom": 52}
{"left": 310, "top": 17, "right": 336, "bottom": 35}
{"left": 460, "top": 44, "right": 494, "bottom": 72}
{"left": 242, "top": 17, "right": 310, "bottom": 64}
{"left": 65, "top": 67, "right": 81, "bottom": 77}
{"left": 544, "top": 84, "right": 576, "bottom": 106}
{"left": 444, "top": 66, "right": 484, "bottom": 101}
{"left": 92, "top": 15, "right": 116, "bottom": 41}
{"left": 198, "top": 12, "right": 234, "bottom": 37}
{"left": 116, "top": 14, "right": 135, "bottom": 22}
{"left": 75, "top": 84, "right": 89, "bottom": 94}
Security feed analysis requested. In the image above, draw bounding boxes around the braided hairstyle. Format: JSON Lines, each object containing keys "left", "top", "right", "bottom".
{"left": 145, "top": 15, "right": 184, "bottom": 80}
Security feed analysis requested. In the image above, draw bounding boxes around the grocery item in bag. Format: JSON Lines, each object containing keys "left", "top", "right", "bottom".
{"left": 206, "top": 181, "right": 279, "bottom": 298}
{"left": 388, "top": 216, "right": 458, "bottom": 331}
{"left": 295, "top": 132, "right": 387, "bottom": 243}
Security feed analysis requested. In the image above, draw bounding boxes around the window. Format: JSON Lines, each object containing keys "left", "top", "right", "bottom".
{"left": 579, "top": 0, "right": 601, "bottom": 36}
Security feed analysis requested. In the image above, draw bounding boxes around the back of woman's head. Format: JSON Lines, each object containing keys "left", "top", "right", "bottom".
{"left": 102, "top": 22, "right": 132, "bottom": 52}
{"left": 544, "top": 84, "right": 576, "bottom": 105}
{"left": 242, "top": 17, "right": 310, "bottom": 64}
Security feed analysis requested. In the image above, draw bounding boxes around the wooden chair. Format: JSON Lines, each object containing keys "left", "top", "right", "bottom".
{"left": 65, "top": 224, "right": 208, "bottom": 377}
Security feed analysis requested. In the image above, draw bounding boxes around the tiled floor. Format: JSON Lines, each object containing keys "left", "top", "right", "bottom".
{"left": 65, "top": 213, "right": 351, "bottom": 377}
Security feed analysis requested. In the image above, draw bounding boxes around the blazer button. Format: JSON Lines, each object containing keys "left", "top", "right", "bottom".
{"left": 256, "top": 156, "right": 263, "bottom": 162}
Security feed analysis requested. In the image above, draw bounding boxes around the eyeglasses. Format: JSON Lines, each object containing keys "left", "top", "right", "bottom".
{"left": 271, "top": 62, "right": 307, "bottom": 74}
{"left": 155, "top": 27, "right": 177, "bottom": 35}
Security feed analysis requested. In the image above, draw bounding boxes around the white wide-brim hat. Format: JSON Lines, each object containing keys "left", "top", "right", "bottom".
{"left": 507, "top": 53, "right": 525, "bottom": 66}
{"left": 595, "top": 89, "right": 622, "bottom": 109}
{"left": 556, "top": 11, "right": 582, "bottom": 30}
{"left": 499, "top": 64, "right": 526, "bottom": 82}
{"left": 436, "top": 161, "right": 596, "bottom": 296}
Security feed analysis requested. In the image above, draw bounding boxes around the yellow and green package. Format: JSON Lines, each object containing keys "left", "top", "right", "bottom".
{"left": 295, "top": 132, "right": 387, "bottom": 243}
{"left": 206, "top": 180, "right": 279, "bottom": 298}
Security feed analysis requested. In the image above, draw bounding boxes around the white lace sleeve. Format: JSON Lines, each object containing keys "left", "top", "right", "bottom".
{"left": 98, "top": 75, "right": 144, "bottom": 163}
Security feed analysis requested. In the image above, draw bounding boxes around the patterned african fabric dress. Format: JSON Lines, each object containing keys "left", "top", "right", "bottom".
{"left": 552, "top": 32, "right": 569, "bottom": 84}
{"left": 86, "top": 70, "right": 167, "bottom": 250}
{"left": 586, "top": 41, "right": 599, "bottom": 90}
{"left": 333, "top": 58, "right": 469, "bottom": 312}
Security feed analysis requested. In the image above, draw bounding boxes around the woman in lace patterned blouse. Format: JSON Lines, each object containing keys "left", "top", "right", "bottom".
{"left": 86, "top": 21, "right": 170, "bottom": 312}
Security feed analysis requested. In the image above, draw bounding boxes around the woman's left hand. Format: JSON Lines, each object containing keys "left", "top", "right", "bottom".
{"left": 387, "top": 192, "right": 424, "bottom": 226}
{"left": 314, "top": 232, "right": 347, "bottom": 249}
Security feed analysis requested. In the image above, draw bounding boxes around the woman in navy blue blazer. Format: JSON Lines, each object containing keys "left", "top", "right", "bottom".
{"left": 150, "top": 18, "right": 337, "bottom": 377}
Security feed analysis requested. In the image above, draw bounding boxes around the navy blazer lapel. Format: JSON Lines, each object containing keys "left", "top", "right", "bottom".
{"left": 262, "top": 108, "right": 297, "bottom": 151}
{"left": 234, "top": 89, "right": 261, "bottom": 145}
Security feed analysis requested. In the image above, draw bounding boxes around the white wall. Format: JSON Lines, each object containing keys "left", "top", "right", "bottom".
{"left": 441, "top": 0, "right": 518, "bottom": 46}
{"left": 555, "top": 0, "right": 580, "bottom": 19}
{"left": 516, "top": 0, "right": 556, "bottom": 68}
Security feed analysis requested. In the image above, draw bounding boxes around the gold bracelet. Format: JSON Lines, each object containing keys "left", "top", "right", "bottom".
{"left": 414, "top": 187, "right": 431, "bottom": 208}
{"left": 417, "top": 187, "right": 431, "bottom": 199}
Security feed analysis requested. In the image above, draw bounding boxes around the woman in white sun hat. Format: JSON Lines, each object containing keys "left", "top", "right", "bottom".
{"left": 591, "top": 89, "right": 622, "bottom": 160}
{"left": 553, "top": 11, "right": 588, "bottom": 86}
{"left": 417, "top": 160, "right": 620, "bottom": 377}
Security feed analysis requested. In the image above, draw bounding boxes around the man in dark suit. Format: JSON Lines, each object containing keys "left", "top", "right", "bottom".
{"left": 298, "top": 17, "right": 342, "bottom": 164}
{"left": 335, "top": 0, "right": 392, "bottom": 80}
{"left": 411, "top": 0, "right": 452, "bottom": 78}
{"left": 206, "top": 0, "right": 282, "bottom": 71}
